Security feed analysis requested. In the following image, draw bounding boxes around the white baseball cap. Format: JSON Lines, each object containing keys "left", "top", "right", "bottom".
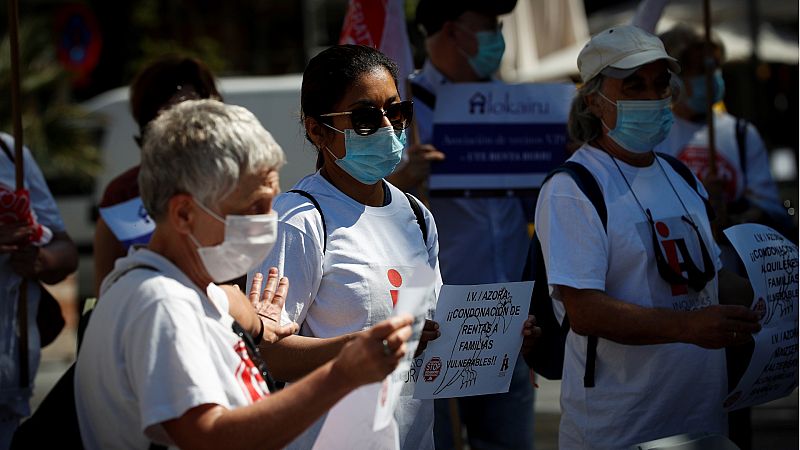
{"left": 578, "top": 25, "right": 680, "bottom": 83}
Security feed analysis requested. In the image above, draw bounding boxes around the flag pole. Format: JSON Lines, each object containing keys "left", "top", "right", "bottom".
{"left": 702, "top": 0, "right": 727, "bottom": 237}
{"left": 703, "top": 0, "right": 717, "bottom": 177}
{"left": 7, "top": 0, "right": 29, "bottom": 388}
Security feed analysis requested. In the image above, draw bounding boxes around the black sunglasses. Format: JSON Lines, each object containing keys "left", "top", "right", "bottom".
{"left": 645, "top": 209, "right": 716, "bottom": 292}
{"left": 320, "top": 100, "right": 414, "bottom": 136}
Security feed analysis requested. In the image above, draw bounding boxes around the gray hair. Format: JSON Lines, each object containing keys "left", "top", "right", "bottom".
{"left": 567, "top": 75, "right": 605, "bottom": 145}
{"left": 139, "top": 99, "right": 285, "bottom": 220}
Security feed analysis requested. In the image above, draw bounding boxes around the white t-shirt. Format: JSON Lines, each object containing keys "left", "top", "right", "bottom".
{"left": 535, "top": 144, "right": 727, "bottom": 450}
{"left": 75, "top": 248, "right": 269, "bottom": 450}
{"left": 0, "top": 133, "right": 65, "bottom": 417}
{"left": 250, "top": 172, "right": 441, "bottom": 450}
{"left": 655, "top": 111, "right": 783, "bottom": 218}
{"left": 409, "top": 60, "right": 530, "bottom": 285}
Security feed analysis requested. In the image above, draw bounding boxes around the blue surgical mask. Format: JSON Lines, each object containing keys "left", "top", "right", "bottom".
{"left": 599, "top": 92, "right": 674, "bottom": 153}
{"left": 460, "top": 29, "right": 505, "bottom": 79}
{"left": 685, "top": 69, "right": 725, "bottom": 113}
{"left": 323, "top": 124, "right": 405, "bottom": 185}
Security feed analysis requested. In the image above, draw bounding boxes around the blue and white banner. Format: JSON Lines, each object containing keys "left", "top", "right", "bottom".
{"left": 430, "top": 83, "right": 574, "bottom": 190}
{"left": 98, "top": 196, "right": 155, "bottom": 249}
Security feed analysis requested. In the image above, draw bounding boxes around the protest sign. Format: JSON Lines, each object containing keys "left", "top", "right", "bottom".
{"left": 312, "top": 384, "right": 399, "bottom": 450}
{"left": 722, "top": 224, "right": 798, "bottom": 411}
{"left": 429, "top": 83, "right": 573, "bottom": 191}
{"left": 312, "top": 265, "right": 438, "bottom": 449}
{"left": 98, "top": 196, "right": 154, "bottom": 248}
{"left": 413, "top": 281, "right": 533, "bottom": 399}
{"left": 374, "top": 265, "right": 438, "bottom": 431}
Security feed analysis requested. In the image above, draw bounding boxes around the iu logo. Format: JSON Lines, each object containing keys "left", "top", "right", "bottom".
{"left": 469, "top": 92, "right": 487, "bottom": 114}
{"left": 387, "top": 269, "right": 402, "bottom": 307}
{"left": 656, "top": 220, "right": 695, "bottom": 296}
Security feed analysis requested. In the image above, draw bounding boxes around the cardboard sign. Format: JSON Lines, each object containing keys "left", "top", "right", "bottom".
{"left": 429, "top": 83, "right": 574, "bottom": 191}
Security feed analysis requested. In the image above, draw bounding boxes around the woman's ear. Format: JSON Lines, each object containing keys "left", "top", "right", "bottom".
{"left": 585, "top": 93, "right": 601, "bottom": 117}
{"left": 305, "top": 116, "right": 326, "bottom": 149}
{"left": 168, "top": 194, "right": 196, "bottom": 235}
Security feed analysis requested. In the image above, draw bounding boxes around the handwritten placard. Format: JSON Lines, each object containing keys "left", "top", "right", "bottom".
{"left": 722, "top": 224, "right": 798, "bottom": 411}
{"left": 413, "top": 281, "right": 533, "bottom": 399}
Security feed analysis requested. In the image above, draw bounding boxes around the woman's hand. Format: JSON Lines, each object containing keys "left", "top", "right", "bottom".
{"left": 414, "top": 319, "right": 440, "bottom": 357}
{"left": 332, "top": 314, "right": 413, "bottom": 387}
{"left": 249, "top": 269, "right": 300, "bottom": 344}
{"left": 521, "top": 315, "right": 542, "bottom": 358}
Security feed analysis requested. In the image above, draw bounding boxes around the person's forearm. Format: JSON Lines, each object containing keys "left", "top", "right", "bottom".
{"left": 167, "top": 359, "right": 357, "bottom": 450}
{"left": 261, "top": 333, "right": 357, "bottom": 382}
{"left": 561, "top": 286, "right": 691, "bottom": 345}
{"left": 38, "top": 233, "right": 78, "bottom": 284}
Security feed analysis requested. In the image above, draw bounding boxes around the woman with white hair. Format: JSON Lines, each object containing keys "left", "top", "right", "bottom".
{"left": 75, "top": 99, "right": 413, "bottom": 450}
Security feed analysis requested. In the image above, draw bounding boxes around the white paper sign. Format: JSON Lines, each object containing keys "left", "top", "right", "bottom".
{"left": 312, "top": 265, "right": 437, "bottom": 450}
{"left": 373, "top": 265, "right": 438, "bottom": 431}
{"left": 412, "top": 281, "right": 533, "bottom": 399}
{"left": 98, "top": 196, "right": 155, "bottom": 247}
{"left": 312, "top": 384, "right": 399, "bottom": 450}
{"left": 722, "top": 224, "right": 798, "bottom": 411}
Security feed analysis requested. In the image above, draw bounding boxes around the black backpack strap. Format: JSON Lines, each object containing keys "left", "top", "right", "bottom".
{"left": 288, "top": 189, "right": 327, "bottom": 253}
{"left": 656, "top": 152, "right": 716, "bottom": 222}
{"left": 404, "top": 192, "right": 428, "bottom": 244}
{"left": 735, "top": 118, "right": 748, "bottom": 187}
{"left": 537, "top": 161, "right": 606, "bottom": 387}
{"left": 409, "top": 81, "right": 436, "bottom": 110}
{"left": 544, "top": 161, "right": 608, "bottom": 231}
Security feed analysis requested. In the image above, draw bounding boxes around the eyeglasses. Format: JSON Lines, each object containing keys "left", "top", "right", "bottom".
{"left": 645, "top": 209, "right": 716, "bottom": 292}
{"left": 319, "top": 100, "right": 414, "bottom": 136}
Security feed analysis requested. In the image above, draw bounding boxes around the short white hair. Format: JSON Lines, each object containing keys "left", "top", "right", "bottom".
{"left": 139, "top": 99, "right": 285, "bottom": 220}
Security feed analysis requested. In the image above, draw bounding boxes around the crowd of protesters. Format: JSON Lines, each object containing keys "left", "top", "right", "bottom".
{"left": 0, "top": 0, "right": 793, "bottom": 449}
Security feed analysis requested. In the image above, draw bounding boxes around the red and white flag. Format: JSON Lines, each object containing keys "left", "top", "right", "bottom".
{"left": 339, "top": 0, "right": 414, "bottom": 98}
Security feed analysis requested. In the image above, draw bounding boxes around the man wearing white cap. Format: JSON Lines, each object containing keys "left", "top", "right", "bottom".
{"left": 534, "top": 25, "right": 760, "bottom": 448}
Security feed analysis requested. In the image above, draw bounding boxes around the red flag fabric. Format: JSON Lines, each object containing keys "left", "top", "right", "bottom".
{"left": 339, "top": 0, "right": 414, "bottom": 98}
{"left": 0, "top": 187, "right": 45, "bottom": 242}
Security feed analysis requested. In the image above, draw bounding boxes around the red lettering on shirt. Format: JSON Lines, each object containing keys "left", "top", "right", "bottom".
{"left": 233, "top": 340, "right": 269, "bottom": 402}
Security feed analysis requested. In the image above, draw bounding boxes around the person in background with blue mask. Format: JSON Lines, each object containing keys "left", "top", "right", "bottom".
{"left": 535, "top": 25, "right": 761, "bottom": 449}
{"left": 655, "top": 24, "right": 790, "bottom": 450}
{"left": 248, "top": 44, "right": 443, "bottom": 450}
{"left": 386, "top": 1, "right": 537, "bottom": 449}
{"left": 655, "top": 24, "right": 786, "bottom": 239}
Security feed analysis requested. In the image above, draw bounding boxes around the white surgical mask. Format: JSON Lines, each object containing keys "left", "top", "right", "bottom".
{"left": 189, "top": 200, "right": 277, "bottom": 283}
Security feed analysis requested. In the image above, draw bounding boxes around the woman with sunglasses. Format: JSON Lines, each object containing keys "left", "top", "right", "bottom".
{"left": 534, "top": 26, "right": 760, "bottom": 449}
{"left": 249, "top": 45, "right": 441, "bottom": 450}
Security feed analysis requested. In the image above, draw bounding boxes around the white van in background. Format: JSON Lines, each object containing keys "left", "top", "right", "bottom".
{"left": 60, "top": 74, "right": 315, "bottom": 298}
